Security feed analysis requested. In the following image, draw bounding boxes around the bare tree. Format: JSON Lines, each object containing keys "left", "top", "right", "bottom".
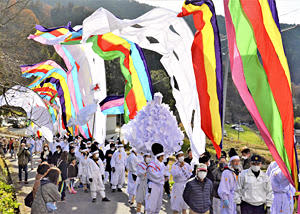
{"left": 0, "top": 0, "right": 31, "bottom": 29}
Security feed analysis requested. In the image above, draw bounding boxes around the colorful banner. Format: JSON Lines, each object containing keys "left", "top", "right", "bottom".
{"left": 100, "top": 95, "right": 124, "bottom": 115}
{"left": 224, "top": 0, "right": 297, "bottom": 187}
{"left": 178, "top": 0, "right": 223, "bottom": 157}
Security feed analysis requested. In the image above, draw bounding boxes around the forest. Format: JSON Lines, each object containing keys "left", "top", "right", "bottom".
{"left": 1, "top": 0, "right": 300, "bottom": 126}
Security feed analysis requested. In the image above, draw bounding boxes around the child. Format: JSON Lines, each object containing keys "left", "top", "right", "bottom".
{"left": 68, "top": 159, "right": 78, "bottom": 194}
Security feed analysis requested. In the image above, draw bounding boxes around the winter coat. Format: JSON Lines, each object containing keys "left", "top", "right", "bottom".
{"left": 31, "top": 179, "right": 61, "bottom": 214}
{"left": 68, "top": 164, "right": 78, "bottom": 178}
{"left": 57, "top": 160, "right": 68, "bottom": 181}
{"left": 17, "top": 148, "right": 31, "bottom": 166}
{"left": 183, "top": 177, "right": 213, "bottom": 213}
{"left": 212, "top": 167, "right": 224, "bottom": 198}
{"left": 40, "top": 150, "right": 52, "bottom": 163}
{"left": 50, "top": 151, "right": 62, "bottom": 166}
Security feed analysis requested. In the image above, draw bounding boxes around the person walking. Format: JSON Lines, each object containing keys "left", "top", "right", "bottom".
{"left": 218, "top": 148, "right": 240, "bottom": 214}
{"left": 145, "top": 143, "right": 166, "bottom": 214}
{"left": 31, "top": 167, "right": 61, "bottom": 214}
{"left": 212, "top": 154, "right": 227, "bottom": 214}
{"left": 104, "top": 143, "right": 116, "bottom": 184}
{"left": 267, "top": 161, "right": 295, "bottom": 214}
{"left": 17, "top": 142, "right": 31, "bottom": 184}
{"left": 183, "top": 163, "right": 213, "bottom": 214}
{"left": 170, "top": 151, "right": 192, "bottom": 214}
{"left": 111, "top": 143, "right": 127, "bottom": 192}
{"left": 87, "top": 151, "right": 110, "bottom": 202}
{"left": 126, "top": 148, "right": 138, "bottom": 207}
{"left": 136, "top": 153, "right": 151, "bottom": 214}
{"left": 235, "top": 155, "right": 273, "bottom": 214}
{"left": 57, "top": 151, "right": 68, "bottom": 201}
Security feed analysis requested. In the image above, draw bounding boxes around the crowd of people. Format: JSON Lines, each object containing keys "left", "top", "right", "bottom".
{"left": 0, "top": 135, "right": 296, "bottom": 214}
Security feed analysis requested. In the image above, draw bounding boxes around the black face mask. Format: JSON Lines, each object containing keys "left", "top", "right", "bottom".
{"left": 219, "top": 163, "right": 226, "bottom": 169}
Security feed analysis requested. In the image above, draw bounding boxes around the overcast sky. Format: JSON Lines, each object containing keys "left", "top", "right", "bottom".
{"left": 135, "top": 0, "right": 300, "bottom": 24}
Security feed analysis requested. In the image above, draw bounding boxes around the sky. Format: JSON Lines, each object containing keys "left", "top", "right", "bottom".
{"left": 135, "top": 0, "right": 300, "bottom": 24}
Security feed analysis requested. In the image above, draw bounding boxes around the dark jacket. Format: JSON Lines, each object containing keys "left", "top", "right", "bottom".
{"left": 183, "top": 177, "right": 213, "bottom": 214}
{"left": 18, "top": 148, "right": 31, "bottom": 166}
{"left": 184, "top": 157, "right": 192, "bottom": 165}
{"left": 105, "top": 149, "right": 115, "bottom": 171}
{"left": 57, "top": 160, "right": 68, "bottom": 181}
{"left": 212, "top": 167, "right": 224, "bottom": 198}
{"left": 50, "top": 151, "right": 62, "bottom": 166}
{"left": 67, "top": 152, "right": 76, "bottom": 164}
{"left": 241, "top": 157, "right": 251, "bottom": 170}
{"left": 40, "top": 151, "right": 52, "bottom": 163}
{"left": 68, "top": 164, "right": 78, "bottom": 178}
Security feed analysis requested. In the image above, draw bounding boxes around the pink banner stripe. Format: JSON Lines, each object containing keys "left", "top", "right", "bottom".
{"left": 224, "top": 0, "right": 293, "bottom": 185}
{"left": 101, "top": 98, "right": 124, "bottom": 111}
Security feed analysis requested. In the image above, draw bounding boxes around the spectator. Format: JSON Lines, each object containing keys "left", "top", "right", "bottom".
{"left": 68, "top": 159, "right": 78, "bottom": 194}
{"left": 51, "top": 145, "right": 62, "bottom": 166}
{"left": 184, "top": 148, "right": 193, "bottom": 165}
{"left": 31, "top": 167, "right": 61, "bottom": 214}
{"left": 235, "top": 155, "right": 273, "bottom": 214}
{"left": 9, "top": 138, "right": 14, "bottom": 158}
{"left": 183, "top": 163, "right": 213, "bottom": 214}
{"left": 57, "top": 151, "right": 68, "bottom": 201}
{"left": 240, "top": 147, "right": 251, "bottom": 170}
{"left": 32, "top": 162, "right": 50, "bottom": 198}
{"left": 40, "top": 144, "right": 52, "bottom": 163}
{"left": 212, "top": 155, "right": 227, "bottom": 214}
{"left": 67, "top": 146, "right": 76, "bottom": 164}
{"left": 13, "top": 138, "right": 20, "bottom": 159}
{"left": 17, "top": 142, "right": 31, "bottom": 184}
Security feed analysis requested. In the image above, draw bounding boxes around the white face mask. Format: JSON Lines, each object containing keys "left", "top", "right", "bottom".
{"left": 178, "top": 156, "right": 184, "bottom": 163}
{"left": 44, "top": 147, "right": 48, "bottom": 151}
{"left": 251, "top": 165, "right": 261, "bottom": 172}
{"left": 145, "top": 157, "right": 151, "bottom": 164}
{"left": 207, "top": 161, "right": 211, "bottom": 167}
{"left": 94, "top": 154, "right": 99, "bottom": 159}
{"left": 197, "top": 171, "right": 207, "bottom": 180}
{"left": 232, "top": 164, "right": 239, "bottom": 170}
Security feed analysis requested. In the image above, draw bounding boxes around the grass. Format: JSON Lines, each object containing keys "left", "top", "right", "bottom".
{"left": 204, "top": 124, "right": 273, "bottom": 164}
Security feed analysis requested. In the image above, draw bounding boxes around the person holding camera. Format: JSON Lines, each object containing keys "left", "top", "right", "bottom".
{"left": 18, "top": 142, "right": 31, "bottom": 184}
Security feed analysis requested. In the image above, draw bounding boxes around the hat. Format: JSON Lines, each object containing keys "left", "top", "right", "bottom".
{"left": 251, "top": 155, "right": 262, "bottom": 163}
{"left": 175, "top": 151, "right": 184, "bottom": 157}
{"left": 116, "top": 142, "right": 124, "bottom": 148}
{"left": 91, "top": 150, "right": 99, "bottom": 156}
{"left": 196, "top": 163, "right": 207, "bottom": 172}
{"left": 151, "top": 143, "right": 164, "bottom": 157}
{"left": 220, "top": 151, "right": 227, "bottom": 158}
{"left": 143, "top": 152, "right": 151, "bottom": 156}
{"left": 228, "top": 148, "right": 238, "bottom": 158}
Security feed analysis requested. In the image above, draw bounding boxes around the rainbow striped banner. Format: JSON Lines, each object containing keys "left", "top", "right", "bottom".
{"left": 63, "top": 32, "right": 153, "bottom": 123}
{"left": 224, "top": 0, "right": 297, "bottom": 187}
{"left": 178, "top": 0, "right": 223, "bottom": 157}
{"left": 100, "top": 95, "right": 124, "bottom": 115}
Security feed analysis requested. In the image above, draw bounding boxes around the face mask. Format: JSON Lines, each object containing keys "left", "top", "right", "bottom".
{"left": 197, "top": 171, "right": 207, "bottom": 180}
{"left": 44, "top": 147, "right": 48, "bottom": 151}
{"left": 232, "top": 164, "right": 239, "bottom": 170}
{"left": 242, "top": 156, "right": 248, "bottom": 160}
{"left": 251, "top": 165, "right": 260, "bottom": 172}
{"left": 94, "top": 154, "right": 99, "bottom": 158}
{"left": 219, "top": 163, "right": 225, "bottom": 169}
{"left": 119, "top": 148, "right": 124, "bottom": 152}
{"left": 145, "top": 157, "right": 151, "bottom": 164}
{"left": 178, "top": 156, "right": 184, "bottom": 163}
{"left": 111, "top": 148, "right": 115, "bottom": 151}
{"left": 56, "top": 149, "right": 61, "bottom": 153}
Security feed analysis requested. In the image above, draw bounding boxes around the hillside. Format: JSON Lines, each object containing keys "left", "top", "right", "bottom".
{"left": 1, "top": 0, "right": 300, "bottom": 126}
